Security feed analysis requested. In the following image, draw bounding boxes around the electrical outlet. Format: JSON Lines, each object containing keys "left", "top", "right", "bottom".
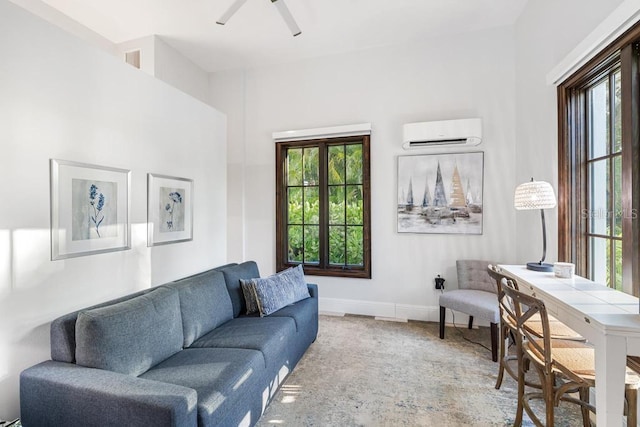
{"left": 435, "top": 274, "right": 445, "bottom": 290}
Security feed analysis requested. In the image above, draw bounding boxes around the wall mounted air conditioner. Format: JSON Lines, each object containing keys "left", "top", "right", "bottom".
{"left": 402, "top": 118, "right": 482, "bottom": 149}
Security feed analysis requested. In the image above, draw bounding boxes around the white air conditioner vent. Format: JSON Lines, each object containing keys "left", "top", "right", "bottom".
{"left": 402, "top": 118, "right": 482, "bottom": 149}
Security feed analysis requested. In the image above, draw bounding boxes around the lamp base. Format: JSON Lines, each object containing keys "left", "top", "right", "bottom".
{"left": 526, "top": 262, "right": 553, "bottom": 272}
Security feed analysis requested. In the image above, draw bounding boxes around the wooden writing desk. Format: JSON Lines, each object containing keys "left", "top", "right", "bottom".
{"left": 499, "top": 265, "right": 640, "bottom": 426}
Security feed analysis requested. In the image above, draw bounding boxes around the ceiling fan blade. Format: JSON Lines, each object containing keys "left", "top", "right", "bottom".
{"left": 217, "top": 0, "right": 250, "bottom": 25}
{"left": 271, "top": 0, "right": 301, "bottom": 36}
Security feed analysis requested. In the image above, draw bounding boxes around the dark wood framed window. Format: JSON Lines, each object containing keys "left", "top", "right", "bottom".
{"left": 276, "top": 135, "right": 371, "bottom": 278}
{"left": 558, "top": 24, "right": 640, "bottom": 295}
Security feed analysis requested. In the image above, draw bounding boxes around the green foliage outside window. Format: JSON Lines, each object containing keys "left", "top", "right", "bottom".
{"left": 286, "top": 143, "right": 364, "bottom": 267}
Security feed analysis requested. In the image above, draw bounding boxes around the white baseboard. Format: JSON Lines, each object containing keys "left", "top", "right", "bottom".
{"left": 318, "top": 310, "right": 345, "bottom": 317}
{"left": 318, "top": 297, "right": 491, "bottom": 328}
{"left": 319, "top": 297, "right": 396, "bottom": 318}
{"left": 374, "top": 316, "right": 408, "bottom": 323}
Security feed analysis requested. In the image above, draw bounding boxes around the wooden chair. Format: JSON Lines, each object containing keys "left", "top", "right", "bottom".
{"left": 487, "top": 265, "right": 584, "bottom": 391}
{"left": 501, "top": 278, "right": 640, "bottom": 427}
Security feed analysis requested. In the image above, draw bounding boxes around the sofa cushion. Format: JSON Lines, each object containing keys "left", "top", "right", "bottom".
{"left": 50, "top": 287, "right": 156, "bottom": 363}
{"left": 251, "top": 265, "right": 310, "bottom": 316}
{"left": 220, "top": 261, "right": 260, "bottom": 318}
{"left": 139, "top": 348, "right": 265, "bottom": 427}
{"left": 190, "top": 317, "right": 296, "bottom": 369}
{"left": 268, "top": 296, "right": 319, "bottom": 366}
{"left": 75, "top": 287, "right": 184, "bottom": 376}
{"left": 164, "top": 269, "right": 234, "bottom": 347}
{"left": 269, "top": 295, "right": 317, "bottom": 333}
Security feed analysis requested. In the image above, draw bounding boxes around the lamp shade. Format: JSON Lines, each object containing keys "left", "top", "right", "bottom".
{"left": 514, "top": 180, "right": 556, "bottom": 210}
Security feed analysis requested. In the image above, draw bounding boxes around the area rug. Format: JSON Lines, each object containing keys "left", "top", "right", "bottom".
{"left": 257, "top": 314, "right": 582, "bottom": 426}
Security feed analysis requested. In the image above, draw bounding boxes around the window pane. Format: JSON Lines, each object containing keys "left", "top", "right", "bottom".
{"left": 303, "top": 147, "right": 318, "bottom": 185}
{"left": 288, "top": 225, "right": 303, "bottom": 263}
{"left": 304, "top": 226, "right": 319, "bottom": 264}
{"left": 346, "top": 185, "right": 363, "bottom": 225}
{"left": 588, "top": 159, "right": 609, "bottom": 235}
{"left": 346, "top": 226, "right": 364, "bottom": 266}
{"left": 614, "top": 239, "right": 622, "bottom": 291}
{"left": 613, "top": 69, "right": 622, "bottom": 153}
{"left": 287, "top": 149, "right": 302, "bottom": 186}
{"left": 614, "top": 155, "right": 622, "bottom": 237}
{"left": 590, "top": 236, "right": 608, "bottom": 285}
{"left": 329, "top": 226, "right": 346, "bottom": 265}
{"left": 329, "top": 186, "right": 345, "bottom": 225}
{"left": 587, "top": 77, "right": 610, "bottom": 159}
{"left": 288, "top": 187, "right": 302, "bottom": 224}
{"left": 346, "top": 144, "right": 363, "bottom": 184}
{"left": 328, "top": 145, "right": 345, "bottom": 185}
{"left": 304, "top": 187, "right": 319, "bottom": 224}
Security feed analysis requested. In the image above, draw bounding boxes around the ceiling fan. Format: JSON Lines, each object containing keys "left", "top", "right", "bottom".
{"left": 217, "top": 0, "right": 302, "bottom": 37}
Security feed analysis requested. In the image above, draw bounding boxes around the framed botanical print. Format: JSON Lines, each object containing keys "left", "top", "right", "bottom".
{"left": 147, "top": 173, "right": 194, "bottom": 246}
{"left": 50, "top": 159, "right": 131, "bottom": 260}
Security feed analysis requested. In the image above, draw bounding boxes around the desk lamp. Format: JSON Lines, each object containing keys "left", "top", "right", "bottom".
{"left": 514, "top": 178, "right": 556, "bottom": 272}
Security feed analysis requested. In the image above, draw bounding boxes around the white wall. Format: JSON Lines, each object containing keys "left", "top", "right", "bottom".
{"left": 154, "top": 36, "right": 211, "bottom": 105}
{"left": 115, "top": 35, "right": 212, "bottom": 106}
{"left": 8, "top": 0, "right": 117, "bottom": 56}
{"left": 0, "top": 0, "right": 227, "bottom": 418}
{"left": 210, "top": 26, "right": 518, "bottom": 320}
{"left": 513, "top": 0, "right": 625, "bottom": 264}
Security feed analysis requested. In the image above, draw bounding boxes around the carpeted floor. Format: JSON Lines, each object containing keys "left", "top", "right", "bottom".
{"left": 257, "top": 314, "right": 583, "bottom": 426}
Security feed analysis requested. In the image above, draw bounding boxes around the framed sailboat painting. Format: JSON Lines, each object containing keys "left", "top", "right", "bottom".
{"left": 397, "top": 152, "right": 484, "bottom": 234}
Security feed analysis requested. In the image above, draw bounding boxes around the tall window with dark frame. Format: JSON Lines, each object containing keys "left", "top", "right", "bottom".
{"left": 558, "top": 27, "right": 640, "bottom": 296}
{"left": 275, "top": 135, "right": 371, "bottom": 278}
{"left": 585, "top": 67, "right": 623, "bottom": 289}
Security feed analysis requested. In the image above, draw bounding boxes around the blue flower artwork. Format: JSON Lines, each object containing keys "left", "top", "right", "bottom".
{"left": 89, "top": 184, "right": 105, "bottom": 237}
{"left": 159, "top": 187, "right": 186, "bottom": 232}
{"left": 72, "top": 179, "right": 118, "bottom": 240}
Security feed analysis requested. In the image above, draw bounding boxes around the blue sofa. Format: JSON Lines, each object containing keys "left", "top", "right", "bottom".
{"left": 19, "top": 261, "right": 318, "bottom": 427}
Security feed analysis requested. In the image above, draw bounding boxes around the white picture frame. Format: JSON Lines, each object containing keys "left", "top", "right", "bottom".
{"left": 50, "top": 159, "right": 131, "bottom": 260}
{"left": 147, "top": 173, "right": 194, "bottom": 246}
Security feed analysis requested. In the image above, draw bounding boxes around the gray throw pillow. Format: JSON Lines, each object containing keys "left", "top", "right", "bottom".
{"left": 252, "top": 265, "right": 310, "bottom": 316}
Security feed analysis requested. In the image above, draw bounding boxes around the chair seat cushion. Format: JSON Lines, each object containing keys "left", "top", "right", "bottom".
{"left": 439, "top": 289, "right": 499, "bottom": 323}
{"left": 525, "top": 314, "right": 584, "bottom": 340}
{"left": 139, "top": 348, "right": 265, "bottom": 426}
{"left": 527, "top": 339, "right": 640, "bottom": 387}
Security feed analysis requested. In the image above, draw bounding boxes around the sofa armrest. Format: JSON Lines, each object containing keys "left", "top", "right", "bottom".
{"left": 21, "top": 361, "right": 197, "bottom": 427}
{"left": 307, "top": 283, "right": 318, "bottom": 298}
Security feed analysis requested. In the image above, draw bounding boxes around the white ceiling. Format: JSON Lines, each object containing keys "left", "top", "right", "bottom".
{"left": 32, "top": 0, "right": 528, "bottom": 72}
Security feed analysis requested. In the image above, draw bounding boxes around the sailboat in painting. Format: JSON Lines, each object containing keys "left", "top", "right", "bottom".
{"left": 421, "top": 176, "right": 431, "bottom": 209}
{"left": 466, "top": 177, "right": 482, "bottom": 213}
{"left": 404, "top": 178, "right": 414, "bottom": 212}
{"left": 448, "top": 164, "right": 470, "bottom": 218}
